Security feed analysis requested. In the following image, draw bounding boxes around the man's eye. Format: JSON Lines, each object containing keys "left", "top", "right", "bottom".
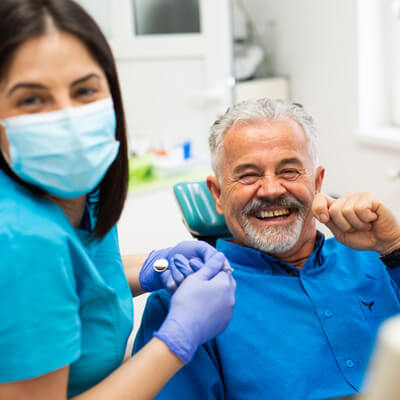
{"left": 278, "top": 169, "right": 301, "bottom": 181}
{"left": 238, "top": 174, "right": 260, "bottom": 184}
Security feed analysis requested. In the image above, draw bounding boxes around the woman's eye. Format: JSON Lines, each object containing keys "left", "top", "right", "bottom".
{"left": 75, "top": 87, "right": 97, "bottom": 97}
{"left": 17, "top": 96, "right": 42, "bottom": 107}
{"left": 279, "top": 169, "right": 301, "bottom": 181}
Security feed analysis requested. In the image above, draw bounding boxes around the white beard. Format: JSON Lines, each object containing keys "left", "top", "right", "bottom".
{"left": 241, "top": 197, "right": 306, "bottom": 254}
{"left": 242, "top": 212, "right": 305, "bottom": 253}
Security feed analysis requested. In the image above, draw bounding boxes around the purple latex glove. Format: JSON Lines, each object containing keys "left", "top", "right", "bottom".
{"left": 170, "top": 253, "right": 233, "bottom": 285}
{"left": 139, "top": 240, "right": 222, "bottom": 293}
{"left": 154, "top": 252, "right": 236, "bottom": 364}
{"left": 139, "top": 247, "right": 171, "bottom": 292}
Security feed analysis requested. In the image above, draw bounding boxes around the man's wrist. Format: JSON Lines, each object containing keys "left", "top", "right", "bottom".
{"left": 380, "top": 247, "right": 400, "bottom": 270}
{"left": 379, "top": 237, "right": 400, "bottom": 257}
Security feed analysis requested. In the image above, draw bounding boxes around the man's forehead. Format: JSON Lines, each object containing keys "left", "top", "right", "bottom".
{"left": 225, "top": 118, "right": 305, "bottom": 139}
{"left": 215, "top": 118, "right": 314, "bottom": 178}
{"left": 222, "top": 119, "right": 309, "bottom": 155}
{"left": 232, "top": 156, "right": 304, "bottom": 172}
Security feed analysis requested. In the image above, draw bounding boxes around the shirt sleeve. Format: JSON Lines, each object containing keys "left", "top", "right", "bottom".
{"left": 0, "top": 228, "right": 81, "bottom": 382}
{"left": 133, "top": 291, "right": 225, "bottom": 399}
{"left": 388, "top": 266, "right": 400, "bottom": 296}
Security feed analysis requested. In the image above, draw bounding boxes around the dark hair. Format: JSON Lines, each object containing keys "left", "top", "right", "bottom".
{"left": 0, "top": 0, "right": 129, "bottom": 239}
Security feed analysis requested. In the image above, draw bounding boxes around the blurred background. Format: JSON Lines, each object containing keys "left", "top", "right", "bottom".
{"left": 76, "top": 0, "right": 400, "bottom": 333}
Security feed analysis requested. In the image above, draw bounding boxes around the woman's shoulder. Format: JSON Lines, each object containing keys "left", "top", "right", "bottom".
{"left": 0, "top": 173, "right": 79, "bottom": 312}
{"left": 0, "top": 171, "right": 72, "bottom": 243}
{"left": 0, "top": 176, "right": 81, "bottom": 384}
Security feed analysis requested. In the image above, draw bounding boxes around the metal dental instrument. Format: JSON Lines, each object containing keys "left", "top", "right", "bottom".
{"left": 153, "top": 258, "right": 169, "bottom": 273}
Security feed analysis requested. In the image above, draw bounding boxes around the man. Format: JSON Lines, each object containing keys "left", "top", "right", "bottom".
{"left": 134, "top": 98, "right": 400, "bottom": 399}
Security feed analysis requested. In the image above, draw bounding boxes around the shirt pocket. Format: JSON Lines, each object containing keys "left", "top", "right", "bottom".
{"left": 357, "top": 273, "right": 400, "bottom": 334}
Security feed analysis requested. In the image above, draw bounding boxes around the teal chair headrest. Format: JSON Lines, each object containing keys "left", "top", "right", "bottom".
{"left": 173, "top": 181, "right": 230, "bottom": 239}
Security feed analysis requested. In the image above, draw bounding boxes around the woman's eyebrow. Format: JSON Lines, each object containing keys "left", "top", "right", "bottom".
{"left": 6, "top": 73, "right": 102, "bottom": 97}
{"left": 7, "top": 82, "right": 48, "bottom": 97}
{"left": 70, "top": 73, "right": 101, "bottom": 87}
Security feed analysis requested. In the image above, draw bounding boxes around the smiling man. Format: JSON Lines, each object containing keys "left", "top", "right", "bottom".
{"left": 134, "top": 98, "right": 400, "bottom": 400}
{"left": 207, "top": 111, "right": 324, "bottom": 269}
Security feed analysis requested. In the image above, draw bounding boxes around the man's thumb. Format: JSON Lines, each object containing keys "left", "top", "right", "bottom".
{"left": 312, "top": 193, "right": 335, "bottom": 223}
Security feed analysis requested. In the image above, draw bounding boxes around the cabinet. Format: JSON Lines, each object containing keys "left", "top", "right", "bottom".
{"left": 234, "top": 77, "right": 289, "bottom": 103}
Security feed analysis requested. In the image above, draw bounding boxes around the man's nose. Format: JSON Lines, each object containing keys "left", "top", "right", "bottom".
{"left": 256, "top": 175, "right": 287, "bottom": 199}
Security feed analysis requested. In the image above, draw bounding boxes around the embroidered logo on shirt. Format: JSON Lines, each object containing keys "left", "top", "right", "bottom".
{"left": 361, "top": 300, "right": 375, "bottom": 311}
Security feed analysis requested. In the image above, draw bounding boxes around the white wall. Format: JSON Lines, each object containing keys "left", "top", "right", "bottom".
{"left": 118, "top": 186, "right": 192, "bottom": 254}
{"left": 116, "top": 0, "right": 400, "bottom": 257}
{"left": 244, "top": 0, "right": 400, "bottom": 216}
{"left": 118, "top": 186, "right": 193, "bottom": 341}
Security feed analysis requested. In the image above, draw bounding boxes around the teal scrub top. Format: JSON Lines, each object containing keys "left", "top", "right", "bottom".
{"left": 0, "top": 170, "right": 133, "bottom": 397}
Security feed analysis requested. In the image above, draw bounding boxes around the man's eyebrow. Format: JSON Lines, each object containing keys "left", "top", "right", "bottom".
{"left": 277, "top": 157, "right": 304, "bottom": 168}
{"left": 233, "top": 163, "right": 261, "bottom": 174}
{"left": 7, "top": 82, "right": 48, "bottom": 97}
{"left": 70, "top": 73, "right": 101, "bottom": 87}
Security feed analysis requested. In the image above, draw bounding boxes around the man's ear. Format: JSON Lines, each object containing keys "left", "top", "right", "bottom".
{"left": 314, "top": 166, "right": 325, "bottom": 194}
{"left": 206, "top": 176, "right": 224, "bottom": 215}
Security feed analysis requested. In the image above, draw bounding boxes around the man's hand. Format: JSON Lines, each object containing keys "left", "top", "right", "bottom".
{"left": 312, "top": 192, "right": 400, "bottom": 255}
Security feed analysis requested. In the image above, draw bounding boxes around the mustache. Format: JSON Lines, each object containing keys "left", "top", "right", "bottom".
{"left": 242, "top": 196, "right": 304, "bottom": 217}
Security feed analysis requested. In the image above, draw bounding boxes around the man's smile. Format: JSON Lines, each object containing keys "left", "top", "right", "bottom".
{"left": 249, "top": 207, "right": 298, "bottom": 227}
{"left": 254, "top": 208, "right": 291, "bottom": 219}
{"left": 243, "top": 197, "right": 303, "bottom": 228}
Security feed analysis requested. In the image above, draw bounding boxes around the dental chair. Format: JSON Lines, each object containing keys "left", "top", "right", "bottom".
{"left": 173, "top": 180, "right": 231, "bottom": 246}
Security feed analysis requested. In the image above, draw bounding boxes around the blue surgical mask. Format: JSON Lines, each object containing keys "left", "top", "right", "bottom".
{"left": 1, "top": 98, "right": 119, "bottom": 198}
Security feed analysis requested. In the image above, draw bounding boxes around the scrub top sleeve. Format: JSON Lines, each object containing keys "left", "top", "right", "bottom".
{"left": 133, "top": 292, "right": 225, "bottom": 400}
{"left": 0, "top": 231, "right": 81, "bottom": 383}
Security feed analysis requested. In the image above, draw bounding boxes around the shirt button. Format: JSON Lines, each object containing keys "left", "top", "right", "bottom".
{"left": 324, "top": 310, "right": 333, "bottom": 318}
{"left": 346, "top": 360, "right": 354, "bottom": 368}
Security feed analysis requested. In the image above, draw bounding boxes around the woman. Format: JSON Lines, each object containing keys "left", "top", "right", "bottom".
{"left": 0, "top": 0, "right": 236, "bottom": 399}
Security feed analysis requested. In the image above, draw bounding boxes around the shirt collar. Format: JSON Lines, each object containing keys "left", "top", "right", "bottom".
{"left": 216, "top": 231, "right": 326, "bottom": 275}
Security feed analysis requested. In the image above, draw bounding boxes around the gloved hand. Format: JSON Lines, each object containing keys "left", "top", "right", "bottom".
{"left": 154, "top": 252, "right": 236, "bottom": 364}
{"left": 139, "top": 247, "right": 171, "bottom": 292}
{"left": 139, "top": 240, "right": 228, "bottom": 293}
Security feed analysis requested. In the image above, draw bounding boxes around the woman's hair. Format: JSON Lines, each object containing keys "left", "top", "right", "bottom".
{"left": 0, "top": 0, "right": 129, "bottom": 239}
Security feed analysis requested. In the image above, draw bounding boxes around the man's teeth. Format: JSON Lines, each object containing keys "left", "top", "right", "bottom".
{"left": 256, "top": 209, "right": 290, "bottom": 218}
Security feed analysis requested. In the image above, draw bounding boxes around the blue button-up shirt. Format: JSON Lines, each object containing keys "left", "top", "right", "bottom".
{"left": 134, "top": 235, "right": 400, "bottom": 400}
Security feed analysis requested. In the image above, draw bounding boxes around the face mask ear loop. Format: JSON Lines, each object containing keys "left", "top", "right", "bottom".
{"left": 0, "top": 120, "right": 11, "bottom": 165}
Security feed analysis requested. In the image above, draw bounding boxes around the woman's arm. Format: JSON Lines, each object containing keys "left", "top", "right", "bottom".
{"left": 0, "top": 338, "right": 183, "bottom": 400}
{"left": 74, "top": 338, "right": 183, "bottom": 400}
{"left": 0, "top": 253, "right": 235, "bottom": 400}
{"left": 122, "top": 254, "right": 149, "bottom": 297}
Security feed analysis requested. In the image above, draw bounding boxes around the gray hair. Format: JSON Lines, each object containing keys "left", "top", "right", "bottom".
{"left": 209, "top": 98, "right": 318, "bottom": 175}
